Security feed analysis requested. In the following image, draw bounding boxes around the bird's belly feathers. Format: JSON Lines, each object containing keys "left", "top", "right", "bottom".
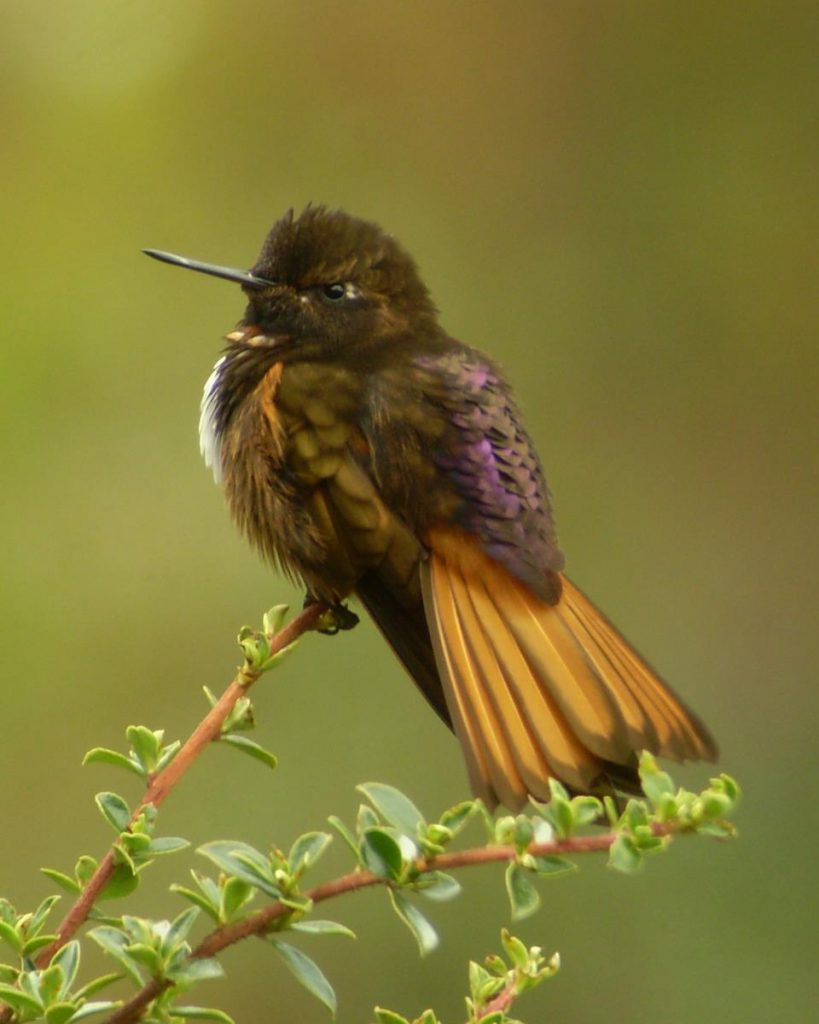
{"left": 216, "top": 360, "right": 423, "bottom": 602}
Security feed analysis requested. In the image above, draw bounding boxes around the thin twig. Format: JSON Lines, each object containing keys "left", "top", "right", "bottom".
{"left": 33, "top": 602, "right": 327, "bottom": 970}
{"left": 104, "top": 823, "right": 679, "bottom": 1024}
{"left": 476, "top": 976, "right": 517, "bottom": 1021}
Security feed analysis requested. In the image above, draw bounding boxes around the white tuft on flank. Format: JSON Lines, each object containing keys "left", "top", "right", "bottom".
{"left": 199, "top": 357, "right": 225, "bottom": 484}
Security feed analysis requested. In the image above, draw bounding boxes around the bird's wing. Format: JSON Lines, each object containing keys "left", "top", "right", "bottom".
{"left": 364, "top": 345, "right": 565, "bottom": 602}
{"left": 362, "top": 346, "right": 717, "bottom": 808}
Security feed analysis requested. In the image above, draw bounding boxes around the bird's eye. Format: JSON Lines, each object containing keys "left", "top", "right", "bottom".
{"left": 320, "top": 281, "right": 359, "bottom": 304}
{"left": 321, "top": 282, "right": 347, "bottom": 302}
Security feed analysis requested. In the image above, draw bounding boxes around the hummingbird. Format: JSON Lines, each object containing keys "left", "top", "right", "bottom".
{"left": 145, "top": 206, "right": 717, "bottom": 810}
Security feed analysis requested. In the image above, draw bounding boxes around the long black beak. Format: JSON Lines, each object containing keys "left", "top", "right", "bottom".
{"left": 143, "top": 248, "right": 275, "bottom": 289}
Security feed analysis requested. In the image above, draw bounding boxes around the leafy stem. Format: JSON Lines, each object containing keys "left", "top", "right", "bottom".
{"left": 0, "top": 597, "right": 737, "bottom": 1024}
{"left": 105, "top": 818, "right": 687, "bottom": 1024}
{"left": 27, "top": 602, "right": 328, "bottom": 978}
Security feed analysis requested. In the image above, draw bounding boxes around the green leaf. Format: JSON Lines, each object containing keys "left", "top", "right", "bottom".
{"left": 0, "top": 984, "right": 43, "bottom": 1013}
{"left": 270, "top": 940, "right": 337, "bottom": 1015}
{"left": 631, "top": 825, "right": 667, "bottom": 853}
{"left": 548, "top": 778, "right": 570, "bottom": 802}
{"left": 0, "top": 919, "right": 22, "bottom": 952}
{"left": 420, "top": 823, "right": 451, "bottom": 851}
{"left": 415, "top": 871, "right": 462, "bottom": 902}
{"left": 512, "top": 815, "right": 534, "bottom": 852}
{"left": 46, "top": 1001, "right": 79, "bottom": 1024}
{"left": 99, "top": 862, "right": 139, "bottom": 901}
{"left": 623, "top": 798, "right": 649, "bottom": 830}
{"left": 494, "top": 815, "right": 516, "bottom": 845}
{"left": 72, "top": 973, "right": 122, "bottom": 1000}
{"left": 357, "top": 783, "right": 426, "bottom": 835}
{"left": 19, "top": 968, "right": 42, "bottom": 1001}
{"left": 373, "top": 1010, "right": 410, "bottom": 1024}
{"left": 290, "top": 920, "right": 355, "bottom": 939}
{"left": 131, "top": 803, "right": 157, "bottom": 834}
{"left": 326, "top": 816, "right": 360, "bottom": 860}
{"left": 531, "top": 816, "right": 554, "bottom": 844}
{"left": 173, "top": 873, "right": 223, "bottom": 922}
{"left": 166, "top": 957, "right": 224, "bottom": 985}
{"left": 699, "top": 791, "right": 733, "bottom": 819}
{"left": 219, "top": 735, "right": 278, "bottom": 771}
{"left": 638, "top": 752, "right": 675, "bottom": 807}
{"left": 23, "top": 933, "right": 59, "bottom": 957}
{"left": 544, "top": 783, "right": 574, "bottom": 838}
{"left": 505, "top": 863, "right": 541, "bottom": 920}
{"left": 278, "top": 894, "right": 313, "bottom": 913}
{"left": 231, "top": 853, "right": 281, "bottom": 899}
{"left": 697, "top": 821, "right": 737, "bottom": 839}
{"left": 388, "top": 891, "right": 439, "bottom": 956}
{"left": 121, "top": 942, "right": 161, "bottom": 974}
{"left": 41, "top": 868, "right": 82, "bottom": 895}
{"left": 570, "top": 795, "right": 603, "bottom": 827}
{"left": 221, "top": 696, "right": 255, "bottom": 734}
{"left": 155, "top": 739, "right": 182, "bottom": 772}
{"left": 656, "top": 792, "right": 680, "bottom": 821}
{"left": 439, "top": 800, "right": 478, "bottom": 837}
{"left": 120, "top": 915, "right": 153, "bottom": 944}
{"left": 602, "top": 795, "right": 620, "bottom": 827}
{"left": 89, "top": 928, "right": 144, "bottom": 986}
{"left": 357, "top": 804, "right": 379, "bottom": 832}
{"left": 194, "top": 873, "right": 223, "bottom": 905}
{"left": 711, "top": 773, "right": 740, "bottom": 804}
{"left": 83, "top": 748, "right": 144, "bottom": 778}
{"left": 262, "top": 604, "right": 289, "bottom": 635}
{"left": 89, "top": 929, "right": 128, "bottom": 958}
{"left": 126, "top": 726, "right": 161, "bottom": 773}
{"left": 75, "top": 856, "right": 98, "bottom": 886}
{"left": 197, "top": 841, "right": 280, "bottom": 899}
{"left": 95, "top": 792, "right": 131, "bottom": 833}
{"left": 39, "top": 962, "right": 65, "bottom": 1003}
{"left": 161, "top": 907, "right": 200, "bottom": 955}
{"left": 288, "top": 832, "right": 332, "bottom": 876}
{"left": 147, "top": 837, "right": 190, "bottom": 856}
{"left": 219, "top": 877, "right": 254, "bottom": 923}
{"left": 172, "top": 1007, "right": 235, "bottom": 1024}
{"left": 474, "top": 975, "right": 505, "bottom": 1002}
{"left": 360, "top": 829, "right": 404, "bottom": 880}
{"left": 171, "top": 886, "right": 221, "bottom": 923}
{"left": 197, "top": 840, "right": 269, "bottom": 876}
{"left": 120, "top": 832, "right": 152, "bottom": 859}
{"left": 501, "top": 928, "right": 529, "bottom": 969}
{"left": 29, "top": 894, "right": 61, "bottom": 935}
{"left": 530, "top": 854, "right": 576, "bottom": 878}
{"left": 66, "top": 1000, "right": 122, "bottom": 1022}
{"left": 608, "top": 834, "right": 642, "bottom": 874}
{"left": 483, "top": 954, "right": 507, "bottom": 975}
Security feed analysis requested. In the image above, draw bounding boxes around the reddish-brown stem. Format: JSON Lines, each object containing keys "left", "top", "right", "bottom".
{"left": 477, "top": 977, "right": 517, "bottom": 1021}
{"left": 31, "top": 602, "right": 327, "bottom": 972}
{"left": 104, "top": 824, "right": 679, "bottom": 1024}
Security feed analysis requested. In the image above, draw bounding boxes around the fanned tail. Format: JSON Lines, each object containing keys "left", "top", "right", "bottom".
{"left": 419, "top": 530, "right": 717, "bottom": 810}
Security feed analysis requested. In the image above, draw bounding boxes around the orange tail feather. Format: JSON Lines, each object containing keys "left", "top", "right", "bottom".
{"left": 421, "top": 529, "right": 717, "bottom": 809}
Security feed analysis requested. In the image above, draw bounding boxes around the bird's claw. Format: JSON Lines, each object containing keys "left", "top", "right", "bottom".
{"left": 304, "top": 596, "right": 360, "bottom": 636}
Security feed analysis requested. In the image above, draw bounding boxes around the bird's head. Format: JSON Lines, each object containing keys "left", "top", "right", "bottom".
{"left": 146, "top": 205, "right": 438, "bottom": 360}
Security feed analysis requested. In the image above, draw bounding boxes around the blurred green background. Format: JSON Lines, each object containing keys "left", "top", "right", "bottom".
{"left": 1, "top": 2, "right": 816, "bottom": 1021}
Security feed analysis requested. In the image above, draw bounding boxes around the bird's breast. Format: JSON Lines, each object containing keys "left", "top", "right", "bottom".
{"left": 214, "top": 357, "right": 423, "bottom": 602}
{"left": 275, "top": 361, "right": 362, "bottom": 486}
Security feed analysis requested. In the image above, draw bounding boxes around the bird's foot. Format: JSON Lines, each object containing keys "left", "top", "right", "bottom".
{"left": 303, "top": 595, "right": 360, "bottom": 636}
